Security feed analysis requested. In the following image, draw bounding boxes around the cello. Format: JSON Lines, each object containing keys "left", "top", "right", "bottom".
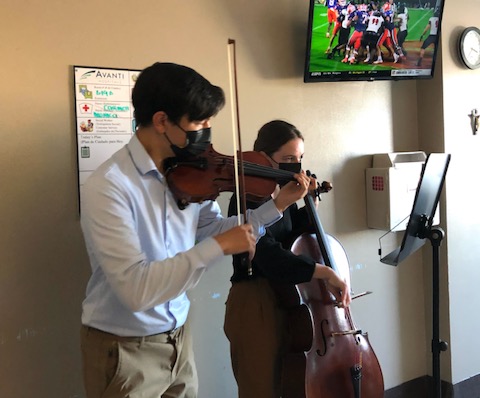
{"left": 280, "top": 179, "right": 384, "bottom": 398}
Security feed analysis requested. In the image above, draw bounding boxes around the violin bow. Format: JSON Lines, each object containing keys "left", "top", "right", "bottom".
{"left": 227, "top": 39, "right": 252, "bottom": 276}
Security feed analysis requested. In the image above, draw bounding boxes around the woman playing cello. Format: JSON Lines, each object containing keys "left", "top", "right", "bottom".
{"left": 224, "top": 120, "right": 351, "bottom": 398}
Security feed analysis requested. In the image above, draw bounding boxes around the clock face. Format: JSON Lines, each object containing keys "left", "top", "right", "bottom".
{"left": 460, "top": 27, "right": 480, "bottom": 69}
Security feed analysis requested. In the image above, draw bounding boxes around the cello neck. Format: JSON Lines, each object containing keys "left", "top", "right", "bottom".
{"left": 303, "top": 193, "right": 339, "bottom": 274}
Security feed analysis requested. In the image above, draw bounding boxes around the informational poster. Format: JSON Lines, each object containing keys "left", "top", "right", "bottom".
{"left": 74, "top": 66, "right": 140, "bottom": 197}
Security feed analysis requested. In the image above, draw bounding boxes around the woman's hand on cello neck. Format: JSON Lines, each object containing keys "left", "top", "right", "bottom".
{"left": 273, "top": 171, "right": 310, "bottom": 213}
{"left": 308, "top": 173, "right": 320, "bottom": 207}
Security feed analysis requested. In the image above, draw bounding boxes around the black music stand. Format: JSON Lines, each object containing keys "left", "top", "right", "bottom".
{"left": 380, "top": 153, "right": 451, "bottom": 398}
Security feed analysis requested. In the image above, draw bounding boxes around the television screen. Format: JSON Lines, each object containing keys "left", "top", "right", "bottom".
{"left": 304, "top": 0, "right": 445, "bottom": 82}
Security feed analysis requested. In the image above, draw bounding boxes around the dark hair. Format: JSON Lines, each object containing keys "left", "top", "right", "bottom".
{"left": 253, "top": 120, "right": 304, "bottom": 157}
{"left": 132, "top": 62, "right": 225, "bottom": 127}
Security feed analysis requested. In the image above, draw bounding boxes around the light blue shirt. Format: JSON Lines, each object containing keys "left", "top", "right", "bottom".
{"left": 81, "top": 135, "right": 282, "bottom": 336}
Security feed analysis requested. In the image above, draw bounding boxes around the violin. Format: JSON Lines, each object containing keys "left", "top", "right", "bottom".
{"left": 163, "top": 144, "right": 299, "bottom": 209}
{"left": 279, "top": 180, "right": 384, "bottom": 398}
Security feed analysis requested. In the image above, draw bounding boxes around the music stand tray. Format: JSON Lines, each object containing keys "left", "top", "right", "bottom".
{"left": 380, "top": 153, "right": 451, "bottom": 266}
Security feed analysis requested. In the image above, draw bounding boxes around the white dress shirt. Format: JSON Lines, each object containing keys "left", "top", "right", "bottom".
{"left": 81, "top": 134, "right": 281, "bottom": 336}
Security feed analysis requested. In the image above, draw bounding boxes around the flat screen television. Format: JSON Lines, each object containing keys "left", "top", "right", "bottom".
{"left": 303, "top": 0, "right": 445, "bottom": 82}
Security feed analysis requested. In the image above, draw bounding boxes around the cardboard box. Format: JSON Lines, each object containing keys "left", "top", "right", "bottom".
{"left": 366, "top": 152, "right": 438, "bottom": 231}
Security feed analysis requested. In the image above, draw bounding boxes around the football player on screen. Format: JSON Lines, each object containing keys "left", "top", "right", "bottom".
{"left": 325, "top": 0, "right": 339, "bottom": 38}
{"left": 362, "top": 10, "right": 385, "bottom": 64}
{"left": 416, "top": 9, "right": 440, "bottom": 67}
{"left": 342, "top": 2, "right": 368, "bottom": 64}
{"left": 325, "top": 0, "right": 348, "bottom": 54}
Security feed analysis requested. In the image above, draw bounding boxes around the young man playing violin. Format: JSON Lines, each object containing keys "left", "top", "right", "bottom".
{"left": 79, "top": 63, "right": 310, "bottom": 398}
{"left": 224, "top": 120, "right": 351, "bottom": 398}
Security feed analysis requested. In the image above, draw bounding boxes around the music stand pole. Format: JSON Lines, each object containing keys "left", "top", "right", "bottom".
{"left": 427, "top": 227, "right": 448, "bottom": 398}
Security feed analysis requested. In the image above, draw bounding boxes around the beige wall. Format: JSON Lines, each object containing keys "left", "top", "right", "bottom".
{"left": 1, "top": 0, "right": 477, "bottom": 396}
{"left": 438, "top": 0, "right": 480, "bottom": 386}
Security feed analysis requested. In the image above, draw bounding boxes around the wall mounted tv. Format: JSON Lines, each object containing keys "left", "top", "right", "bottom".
{"left": 304, "top": 0, "right": 445, "bottom": 83}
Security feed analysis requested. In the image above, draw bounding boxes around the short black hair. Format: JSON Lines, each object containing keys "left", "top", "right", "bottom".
{"left": 253, "top": 120, "right": 304, "bottom": 157}
{"left": 132, "top": 62, "right": 225, "bottom": 127}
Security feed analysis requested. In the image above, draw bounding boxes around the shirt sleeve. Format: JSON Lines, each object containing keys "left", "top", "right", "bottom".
{"left": 228, "top": 195, "right": 315, "bottom": 284}
{"left": 253, "top": 225, "right": 316, "bottom": 284}
{"left": 196, "top": 198, "right": 282, "bottom": 243}
{"left": 81, "top": 177, "right": 282, "bottom": 312}
{"left": 81, "top": 175, "right": 225, "bottom": 313}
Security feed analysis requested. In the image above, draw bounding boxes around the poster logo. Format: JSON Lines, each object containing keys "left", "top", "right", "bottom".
{"left": 79, "top": 70, "right": 96, "bottom": 80}
{"left": 78, "top": 85, "right": 93, "bottom": 99}
{"left": 79, "top": 103, "right": 93, "bottom": 114}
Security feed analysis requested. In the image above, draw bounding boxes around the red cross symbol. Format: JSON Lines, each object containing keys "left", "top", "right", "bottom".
{"left": 82, "top": 104, "right": 90, "bottom": 112}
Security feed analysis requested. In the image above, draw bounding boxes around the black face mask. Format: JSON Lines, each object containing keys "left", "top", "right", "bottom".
{"left": 276, "top": 162, "right": 302, "bottom": 187}
{"left": 166, "top": 126, "right": 211, "bottom": 158}
{"left": 278, "top": 162, "right": 302, "bottom": 173}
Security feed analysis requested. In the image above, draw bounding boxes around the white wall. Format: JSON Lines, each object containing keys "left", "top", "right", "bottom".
{"left": 2, "top": 0, "right": 474, "bottom": 396}
{"left": 438, "top": 0, "right": 480, "bottom": 385}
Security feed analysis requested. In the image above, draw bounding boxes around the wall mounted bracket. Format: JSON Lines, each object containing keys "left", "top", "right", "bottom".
{"left": 468, "top": 109, "right": 479, "bottom": 134}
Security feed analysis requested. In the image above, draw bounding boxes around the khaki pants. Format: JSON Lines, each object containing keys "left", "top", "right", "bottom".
{"left": 224, "top": 278, "right": 287, "bottom": 398}
{"left": 80, "top": 323, "right": 198, "bottom": 398}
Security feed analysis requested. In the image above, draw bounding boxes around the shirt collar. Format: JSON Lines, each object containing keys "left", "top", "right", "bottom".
{"left": 127, "top": 134, "right": 162, "bottom": 177}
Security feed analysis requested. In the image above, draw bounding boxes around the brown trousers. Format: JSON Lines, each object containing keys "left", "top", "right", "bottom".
{"left": 224, "top": 278, "right": 288, "bottom": 398}
{"left": 80, "top": 323, "right": 198, "bottom": 398}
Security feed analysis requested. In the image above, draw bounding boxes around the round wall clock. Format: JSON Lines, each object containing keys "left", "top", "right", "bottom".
{"left": 459, "top": 27, "right": 480, "bottom": 69}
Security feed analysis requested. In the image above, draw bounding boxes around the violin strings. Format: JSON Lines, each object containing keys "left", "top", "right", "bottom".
{"left": 211, "top": 157, "right": 296, "bottom": 180}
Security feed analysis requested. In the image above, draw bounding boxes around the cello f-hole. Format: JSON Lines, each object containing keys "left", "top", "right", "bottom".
{"left": 316, "top": 319, "right": 329, "bottom": 357}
